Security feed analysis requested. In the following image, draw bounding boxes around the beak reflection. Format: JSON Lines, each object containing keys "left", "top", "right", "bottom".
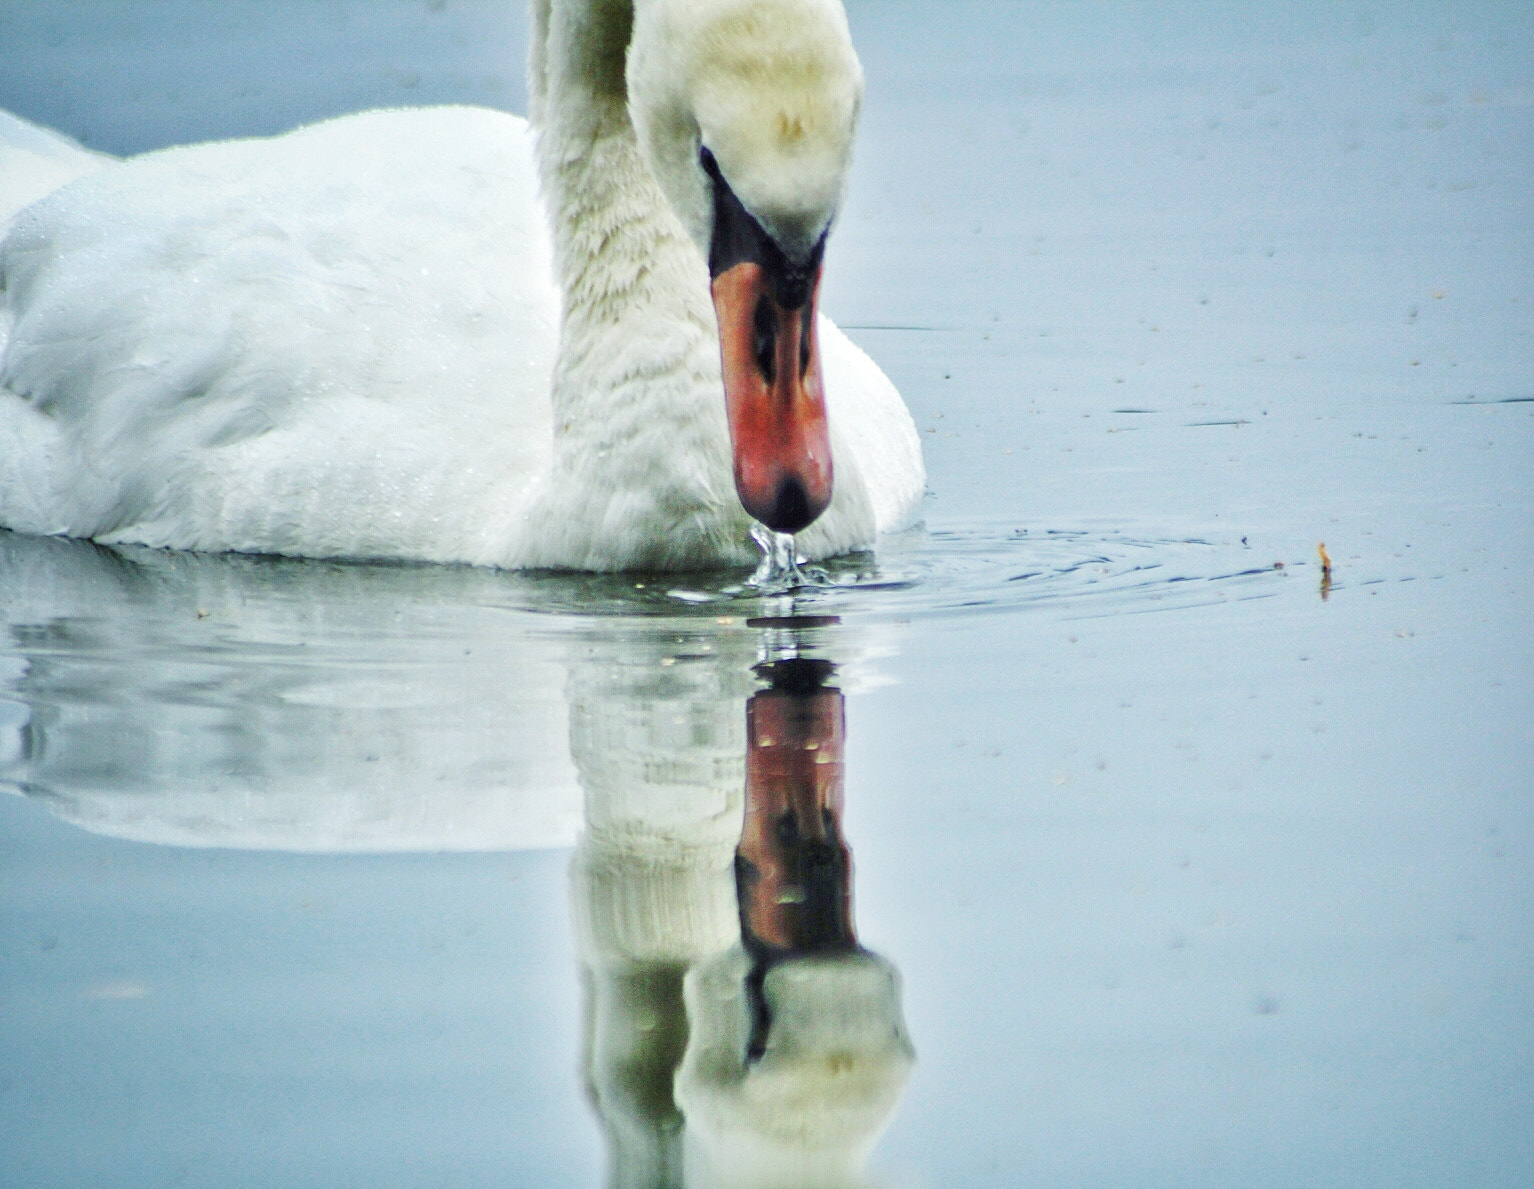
{"left": 737, "top": 657, "right": 856, "bottom": 960}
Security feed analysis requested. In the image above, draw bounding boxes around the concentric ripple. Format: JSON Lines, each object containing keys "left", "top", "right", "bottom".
{"left": 489, "top": 520, "right": 1293, "bottom": 623}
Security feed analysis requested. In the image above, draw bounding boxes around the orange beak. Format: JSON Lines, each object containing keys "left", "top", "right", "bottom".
{"left": 712, "top": 262, "right": 833, "bottom": 534}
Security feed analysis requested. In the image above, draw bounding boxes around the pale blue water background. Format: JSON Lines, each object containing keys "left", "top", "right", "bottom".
{"left": 1, "top": 2, "right": 1530, "bottom": 1187}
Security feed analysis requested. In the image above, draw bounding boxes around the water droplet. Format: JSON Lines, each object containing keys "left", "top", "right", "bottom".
{"left": 748, "top": 523, "right": 808, "bottom": 592}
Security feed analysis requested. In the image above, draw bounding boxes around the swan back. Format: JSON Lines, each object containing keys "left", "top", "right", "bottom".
{"left": 0, "top": 111, "right": 109, "bottom": 228}
{"left": 0, "top": 108, "right": 561, "bottom": 563}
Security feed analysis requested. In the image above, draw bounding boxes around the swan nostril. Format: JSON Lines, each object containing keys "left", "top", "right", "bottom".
{"left": 753, "top": 295, "right": 777, "bottom": 384}
{"left": 762, "top": 476, "right": 814, "bottom": 534}
{"left": 800, "top": 303, "right": 813, "bottom": 377}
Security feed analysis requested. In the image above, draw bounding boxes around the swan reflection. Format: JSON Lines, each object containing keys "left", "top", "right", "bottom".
{"left": 575, "top": 627, "right": 912, "bottom": 1189}
{"left": 0, "top": 531, "right": 911, "bottom": 1185}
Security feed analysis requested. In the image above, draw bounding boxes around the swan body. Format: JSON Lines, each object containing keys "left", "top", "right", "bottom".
{"left": 0, "top": 0, "right": 923, "bottom": 571}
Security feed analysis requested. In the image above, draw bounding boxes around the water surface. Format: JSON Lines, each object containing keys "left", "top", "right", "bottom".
{"left": 1, "top": 2, "right": 1531, "bottom": 1187}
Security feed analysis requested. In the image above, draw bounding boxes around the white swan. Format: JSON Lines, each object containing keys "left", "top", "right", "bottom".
{"left": 0, "top": 0, "right": 923, "bottom": 571}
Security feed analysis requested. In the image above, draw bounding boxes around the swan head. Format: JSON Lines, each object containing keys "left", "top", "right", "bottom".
{"left": 628, "top": 0, "right": 863, "bottom": 535}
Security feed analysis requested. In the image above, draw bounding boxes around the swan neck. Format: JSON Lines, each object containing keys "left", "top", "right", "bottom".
{"left": 531, "top": 0, "right": 708, "bottom": 353}
{"left": 518, "top": 0, "right": 748, "bottom": 571}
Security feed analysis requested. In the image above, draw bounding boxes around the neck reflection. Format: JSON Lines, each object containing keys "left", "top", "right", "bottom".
{"left": 571, "top": 619, "right": 912, "bottom": 1189}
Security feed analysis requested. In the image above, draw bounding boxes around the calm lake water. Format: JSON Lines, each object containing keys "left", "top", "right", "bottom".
{"left": 1, "top": 2, "right": 1530, "bottom": 1187}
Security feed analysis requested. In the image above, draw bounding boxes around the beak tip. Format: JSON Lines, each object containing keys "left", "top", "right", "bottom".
{"left": 746, "top": 475, "right": 829, "bottom": 536}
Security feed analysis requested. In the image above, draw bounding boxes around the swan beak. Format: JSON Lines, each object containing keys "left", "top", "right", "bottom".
{"left": 712, "top": 262, "right": 833, "bottom": 534}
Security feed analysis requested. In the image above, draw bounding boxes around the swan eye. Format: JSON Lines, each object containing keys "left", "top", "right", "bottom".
{"left": 754, "top": 294, "right": 777, "bottom": 384}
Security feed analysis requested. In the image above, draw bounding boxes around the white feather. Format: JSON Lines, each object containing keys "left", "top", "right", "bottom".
{"left": 0, "top": 0, "right": 923, "bottom": 571}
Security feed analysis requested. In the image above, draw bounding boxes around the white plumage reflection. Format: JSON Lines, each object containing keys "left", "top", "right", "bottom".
{"left": 1, "top": 532, "right": 913, "bottom": 1187}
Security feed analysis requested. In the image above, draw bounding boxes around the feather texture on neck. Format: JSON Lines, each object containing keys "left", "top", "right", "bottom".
{"left": 519, "top": 0, "right": 745, "bottom": 569}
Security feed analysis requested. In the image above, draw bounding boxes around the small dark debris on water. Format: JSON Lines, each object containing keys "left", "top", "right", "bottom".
{"left": 1253, "top": 995, "right": 1282, "bottom": 1016}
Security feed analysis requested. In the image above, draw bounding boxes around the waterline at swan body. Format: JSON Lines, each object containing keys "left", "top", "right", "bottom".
{"left": 0, "top": 1, "right": 924, "bottom": 572}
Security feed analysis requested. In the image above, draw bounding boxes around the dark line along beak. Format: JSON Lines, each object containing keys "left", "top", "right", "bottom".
{"left": 703, "top": 148, "right": 832, "bottom": 536}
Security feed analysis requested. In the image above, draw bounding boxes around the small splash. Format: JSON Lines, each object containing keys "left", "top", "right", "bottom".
{"left": 747, "top": 523, "right": 810, "bottom": 592}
